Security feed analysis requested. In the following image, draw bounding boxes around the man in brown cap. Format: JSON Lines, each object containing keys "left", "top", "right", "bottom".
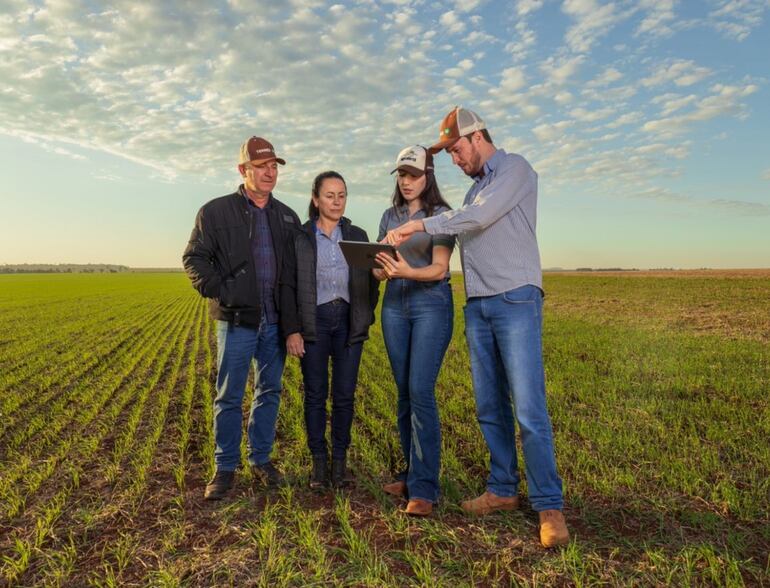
{"left": 183, "top": 137, "right": 301, "bottom": 500}
{"left": 384, "top": 107, "right": 569, "bottom": 548}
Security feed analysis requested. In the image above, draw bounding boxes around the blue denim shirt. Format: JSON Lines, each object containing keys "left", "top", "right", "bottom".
{"left": 315, "top": 222, "right": 349, "bottom": 305}
{"left": 377, "top": 205, "right": 455, "bottom": 279}
{"left": 422, "top": 149, "right": 542, "bottom": 297}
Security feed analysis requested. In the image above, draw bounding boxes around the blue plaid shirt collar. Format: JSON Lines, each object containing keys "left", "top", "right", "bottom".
{"left": 239, "top": 185, "right": 274, "bottom": 210}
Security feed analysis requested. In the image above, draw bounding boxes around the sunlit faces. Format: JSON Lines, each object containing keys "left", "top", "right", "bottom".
{"left": 241, "top": 160, "right": 279, "bottom": 198}
{"left": 396, "top": 170, "right": 427, "bottom": 204}
{"left": 446, "top": 134, "right": 482, "bottom": 177}
{"left": 313, "top": 178, "right": 347, "bottom": 222}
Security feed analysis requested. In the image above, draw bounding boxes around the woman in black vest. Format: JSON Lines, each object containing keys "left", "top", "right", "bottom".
{"left": 281, "top": 171, "right": 379, "bottom": 489}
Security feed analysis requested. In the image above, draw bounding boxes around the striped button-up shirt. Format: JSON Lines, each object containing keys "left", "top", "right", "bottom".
{"left": 315, "top": 222, "right": 350, "bottom": 305}
{"left": 422, "top": 149, "right": 542, "bottom": 297}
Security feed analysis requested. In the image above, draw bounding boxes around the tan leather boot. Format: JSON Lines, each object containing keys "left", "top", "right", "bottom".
{"left": 539, "top": 509, "right": 569, "bottom": 547}
{"left": 461, "top": 491, "right": 520, "bottom": 516}
{"left": 383, "top": 480, "right": 407, "bottom": 498}
{"left": 404, "top": 498, "right": 432, "bottom": 517}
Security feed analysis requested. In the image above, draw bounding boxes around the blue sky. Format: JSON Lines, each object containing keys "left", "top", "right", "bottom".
{"left": 1, "top": 0, "right": 768, "bottom": 269}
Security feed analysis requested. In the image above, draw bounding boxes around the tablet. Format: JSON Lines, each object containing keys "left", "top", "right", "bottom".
{"left": 338, "top": 241, "right": 397, "bottom": 269}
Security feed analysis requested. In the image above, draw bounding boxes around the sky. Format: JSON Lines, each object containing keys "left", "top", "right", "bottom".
{"left": 1, "top": 0, "right": 769, "bottom": 270}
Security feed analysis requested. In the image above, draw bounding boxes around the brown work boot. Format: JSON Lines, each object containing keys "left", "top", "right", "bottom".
{"left": 383, "top": 480, "right": 407, "bottom": 498}
{"left": 539, "top": 509, "right": 570, "bottom": 548}
{"left": 251, "top": 461, "right": 286, "bottom": 488}
{"left": 461, "top": 491, "right": 519, "bottom": 516}
{"left": 403, "top": 498, "right": 432, "bottom": 517}
{"left": 204, "top": 470, "right": 234, "bottom": 500}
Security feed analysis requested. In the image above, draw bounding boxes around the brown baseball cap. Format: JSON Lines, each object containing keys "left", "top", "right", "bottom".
{"left": 238, "top": 136, "right": 286, "bottom": 166}
{"left": 390, "top": 145, "right": 434, "bottom": 176}
{"left": 428, "top": 106, "right": 486, "bottom": 153}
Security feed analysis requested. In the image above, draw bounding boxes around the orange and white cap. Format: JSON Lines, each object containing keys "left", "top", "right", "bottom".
{"left": 428, "top": 106, "right": 486, "bottom": 153}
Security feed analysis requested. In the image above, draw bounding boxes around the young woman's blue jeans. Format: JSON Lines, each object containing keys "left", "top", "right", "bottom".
{"left": 381, "top": 278, "right": 453, "bottom": 503}
{"left": 464, "top": 284, "right": 563, "bottom": 512}
{"left": 300, "top": 300, "right": 363, "bottom": 460}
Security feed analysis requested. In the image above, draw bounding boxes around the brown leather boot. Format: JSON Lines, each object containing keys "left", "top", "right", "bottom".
{"left": 403, "top": 498, "right": 432, "bottom": 517}
{"left": 539, "top": 509, "right": 569, "bottom": 548}
{"left": 204, "top": 470, "right": 234, "bottom": 500}
{"left": 382, "top": 480, "right": 407, "bottom": 498}
{"left": 461, "top": 491, "right": 520, "bottom": 516}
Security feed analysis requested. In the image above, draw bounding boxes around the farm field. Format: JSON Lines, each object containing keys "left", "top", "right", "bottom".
{"left": 0, "top": 271, "right": 768, "bottom": 587}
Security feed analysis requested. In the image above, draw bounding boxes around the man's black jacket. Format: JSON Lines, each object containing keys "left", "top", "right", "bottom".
{"left": 182, "top": 188, "right": 301, "bottom": 330}
{"left": 280, "top": 218, "right": 380, "bottom": 345}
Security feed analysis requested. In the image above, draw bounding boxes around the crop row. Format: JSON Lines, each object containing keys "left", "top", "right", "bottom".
{"left": 0, "top": 296, "right": 200, "bottom": 584}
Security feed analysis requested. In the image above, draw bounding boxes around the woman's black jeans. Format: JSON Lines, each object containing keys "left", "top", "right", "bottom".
{"left": 300, "top": 299, "right": 363, "bottom": 460}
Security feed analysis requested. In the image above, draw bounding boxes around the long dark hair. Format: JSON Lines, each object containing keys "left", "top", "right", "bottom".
{"left": 308, "top": 170, "right": 346, "bottom": 220}
{"left": 391, "top": 172, "right": 451, "bottom": 218}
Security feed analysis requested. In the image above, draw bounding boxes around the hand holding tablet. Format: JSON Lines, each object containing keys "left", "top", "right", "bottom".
{"left": 338, "top": 241, "right": 397, "bottom": 269}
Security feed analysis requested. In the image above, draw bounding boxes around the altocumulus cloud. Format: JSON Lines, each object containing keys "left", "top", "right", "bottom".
{"left": 0, "top": 0, "right": 766, "bottom": 215}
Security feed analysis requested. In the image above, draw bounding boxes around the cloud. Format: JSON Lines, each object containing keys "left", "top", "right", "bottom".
{"left": 641, "top": 59, "right": 712, "bottom": 87}
{"left": 762, "top": 168, "right": 770, "bottom": 181}
{"left": 455, "top": 0, "right": 485, "bottom": 13}
{"left": 569, "top": 106, "right": 616, "bottom": 122}
{"left": 706, "top": 199, "right": 770, "bottom": 216}
{"left": 635, "top": 0, "right": 677, "bottom": 38}
{"left": 587, "top": 67, "right": 623, "bottom": 87}
{"left": 465, "top": 29, "right": 499, "bottom": 45}
{"left": 439, "top": 10, "right": 466, "bottom": 35}
{"left": 605, "top": 111, "right": 642, "bottom": 128}
{"left": 0, "top": 0, "right": 766, "bottom": 233}
{"left": 505, "top": 21, "right": 537, "bottom": 61}
{"left": 651, "top": 93, "right": 698, "bottom": 116}
{"left": 708, "top": 0, "right": 768, "bottom": 41}
{"left": 562, "top": 0, "right": 626, "bottom": 53}
{"left": 540, "top": 54, "right": 585, "bottom": 85}
{"left": 444, "top": 58, "right": 475, "bottom": 78}
{"left": 643, "top": 83, "right": 757, "bottom": 137}
{"left": 532, "top": 120, "right": 573, "bottom": 142}
{"left": 516, "top": 0, "right": 544, "bottom": 16}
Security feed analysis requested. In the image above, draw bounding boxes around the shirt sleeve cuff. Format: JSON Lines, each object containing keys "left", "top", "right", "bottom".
{"left": 422, "top": 215, "right": 444, "bottom": 235}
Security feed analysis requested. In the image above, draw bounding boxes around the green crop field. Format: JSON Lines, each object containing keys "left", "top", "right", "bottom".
{"left": 0, "top": 271, "right": 768, "bottom": 587}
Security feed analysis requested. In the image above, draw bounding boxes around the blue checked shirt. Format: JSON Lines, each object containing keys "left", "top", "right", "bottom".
{"left": 422, "top": 149, "right": 542, "bottom": 297}
{"left": 244, "top": 193, "right": 278, "bottom": 324}
{"left": 315, "top": 223, "right": 349, "bottom": 305}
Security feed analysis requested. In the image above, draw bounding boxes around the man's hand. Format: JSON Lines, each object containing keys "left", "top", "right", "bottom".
{"left": 384, "top": 219, "right": 424, "bottom": 246}
{"left": 375, "top": 251, "right": 414, "bottom": 280}
{"left": 286, "top": 332, "right": 305, "bottom": 358}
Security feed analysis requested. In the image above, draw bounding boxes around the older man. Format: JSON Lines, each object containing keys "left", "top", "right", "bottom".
{"left": 385, "top": 107, "right": 569, "bottom": 547}
{"left": 183, "top": 137, "right": 300, "bottom": 500}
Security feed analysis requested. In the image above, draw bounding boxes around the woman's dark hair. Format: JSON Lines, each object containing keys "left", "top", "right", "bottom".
{"left": 308, "top": 170, "right": 346, "bottom": 220}
{"left": 391, "top": 171, "right": 451, "bottom": 218}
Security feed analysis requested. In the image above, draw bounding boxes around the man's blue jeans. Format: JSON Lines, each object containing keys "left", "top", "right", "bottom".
{"left": 382, "top": 278, "right": 453, "bottom": 503}
{"left": 213, "top": 319, "right": 286, "bottom": 472}
{"left": 300, "top": 300, "right": 363, "bottom": 460}
{"left": 464, "top": 284, "right": 563, "bottom": 512}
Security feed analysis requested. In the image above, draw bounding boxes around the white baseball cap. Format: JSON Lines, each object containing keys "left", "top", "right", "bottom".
{"left": 390, "top": 145, "right": 434, "bottom": 176}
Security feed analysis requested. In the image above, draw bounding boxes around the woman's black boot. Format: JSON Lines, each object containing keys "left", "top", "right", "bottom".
{"left": 309, "top": 455, "right": 329, "bottom": 490}
{"left": 331, "top": 456, "right": 348, "bottom": 489}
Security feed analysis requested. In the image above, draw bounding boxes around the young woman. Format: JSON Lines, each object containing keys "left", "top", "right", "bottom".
{"left": 373, "top": 146, "right": 455, "bottom": 516}
{"left": 281, "top": 171, "right": 379, "bottom": 489}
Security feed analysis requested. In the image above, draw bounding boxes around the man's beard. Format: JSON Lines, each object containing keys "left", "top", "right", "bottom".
{"left": 464, "top": 149, "right": 482, "bottom": 177}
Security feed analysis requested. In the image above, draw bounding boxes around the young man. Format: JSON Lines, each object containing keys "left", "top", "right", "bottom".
{"left": 183, "top": 136, "right": 300, "bottom": 500}
{"left": 384, "top": 107, "right": 569, "bottom": 547}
